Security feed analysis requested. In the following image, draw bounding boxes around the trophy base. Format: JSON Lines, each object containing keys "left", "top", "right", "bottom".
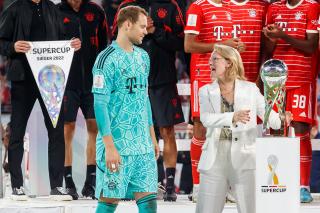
{"left": 262, "top": 127, "right": 286, "bottom": 137}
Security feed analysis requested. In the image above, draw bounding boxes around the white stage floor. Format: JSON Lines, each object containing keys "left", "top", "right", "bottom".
{"left": 1, "top": 195, "right": 320, "bottom": 213}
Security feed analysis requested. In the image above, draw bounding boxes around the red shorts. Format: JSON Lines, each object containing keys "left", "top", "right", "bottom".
{"left": 190, "top": 53, "right": 199, "bottom": 82}
{"left": 190, "top": 54, "right": 212, "bottom": 118}
{"left": 191, "top": 80, "right": 210, "bottom": 118}
{"left": 286, "top": 83, "right": 315, "bottom": 124}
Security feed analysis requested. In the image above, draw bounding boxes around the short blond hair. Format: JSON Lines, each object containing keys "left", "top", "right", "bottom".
{"left": 213, "top": 44, "right": 246, "bottom": 81}
{"left": 117, "top": 6, "right": 148, "bottom": 28}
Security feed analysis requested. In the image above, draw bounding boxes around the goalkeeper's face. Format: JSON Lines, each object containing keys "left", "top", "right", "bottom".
{"left": 128, "top": 14, "right": 148, "bottom": 45}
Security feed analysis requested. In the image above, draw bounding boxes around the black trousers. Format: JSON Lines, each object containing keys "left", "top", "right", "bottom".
{"left": 8, "top": 70, "right": 65, "bottom": 189}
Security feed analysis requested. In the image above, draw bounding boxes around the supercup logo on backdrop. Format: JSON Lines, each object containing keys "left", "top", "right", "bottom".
{"left": 261, "top": 154, "right": 287, "bottom": 193}
{"left": 26, "top": 41, "right": 75, "bottom": 128}
{"left": 267, "top": 155, "right": 279, "bottom": 185}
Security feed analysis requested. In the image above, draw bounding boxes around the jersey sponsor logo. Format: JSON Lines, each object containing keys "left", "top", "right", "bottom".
{"left": 213, "top": 26, "right": 225, "bottom": 41}
{"left": 125, "top": 77, "right": 147, "bottom": 94}
{"left": 85, "top": 12, "right": 95, "bottom": 22}
{"left": 126, "top": 77, "right": 137, "bottom": 94}
{"left": 276, "top": 21, "right": 288, "bottom": 29}
{"left": 93, "top": 74, "right": 104, "bottom": 89}
{"left": 295, "top": 11, "right": 303, "bottom": 20}
{"left": 248, "top": 9, "right": 257, "bottom": 18}
{"left": 157, "top": 8, "right": 168, "bottom": 19}
{"left": 187, "top": 14, "right": 197, "bottom": 26}
{"left": 232, "top": 24, "right": 241, "bottom": 37}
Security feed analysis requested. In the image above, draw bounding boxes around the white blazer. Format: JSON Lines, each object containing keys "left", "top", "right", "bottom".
{"left": 198, "top": 79, "right": 281, "bottom": 172}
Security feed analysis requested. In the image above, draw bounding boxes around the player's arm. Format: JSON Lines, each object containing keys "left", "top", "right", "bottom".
{"left": 92, "top": 60, "right": 121, "bottom": 172}
{"left": 149, "top": 125, "right": 159, "bottom": 159}
{"left": 282, "top": 32, "right": 318, "bottom": 54}
{"left": 260, "top": 2, "right": 275, "bottom": 64}
{"left": 184, "top": 33, "right": 215, "bottom": 53}
{"left": 264, "top": 4, "right": 319, "bottom": 54}
{"left": 0, "top": 8, "right": 19, "bottom": 57}
{"left": 184, "top": 34, "right": 241, "bottom": 53}
{"left": 184, "top": 4, "right": 226, "bottom": 53}
{"left": 142, "top": 50, "right": 159, "bottom": 159}
{"left": 260, "top": 31, "right": 276, "bottom": 63}
{"left": 97, "top": 8, "right": 110, "bottom": 51}
{"left": 149, "top": 5, "right": 185, "bottom": 52}
{"left": 265, "top": 24, "right": 318, "bottom": 54}
{"left": 151, "top": 25, "right": 184, "bottom": 52}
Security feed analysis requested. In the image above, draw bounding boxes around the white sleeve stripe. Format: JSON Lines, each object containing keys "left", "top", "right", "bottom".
{"left": 184, "top": 30, "right": 200, "bottom": 35}
{"left": 306, "top": 30, "right": 319, "bottom": 33}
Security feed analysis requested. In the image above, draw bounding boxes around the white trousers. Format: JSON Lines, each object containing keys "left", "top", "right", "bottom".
{"left": 196, "top": 140, "right": 256, "bottom": 213}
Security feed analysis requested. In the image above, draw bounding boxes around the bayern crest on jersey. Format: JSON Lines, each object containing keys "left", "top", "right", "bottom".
{"left": 248, "top": 9, "right": 257, "bottom": 18}
{"left": 295, "top": 11, "right": 303, "bottom": 20}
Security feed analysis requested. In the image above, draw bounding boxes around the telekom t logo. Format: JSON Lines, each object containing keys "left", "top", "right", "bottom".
{"left": 232, "top": 24, "right": 241, "bottom": 38}
{"left": 213, "top": 26, "right": 224, "bottom": 41}
{"left": 276, "top": 21, "right": 288, "bottom": 29}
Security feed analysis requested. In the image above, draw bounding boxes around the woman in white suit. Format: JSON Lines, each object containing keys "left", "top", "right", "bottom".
{"left": 196, "top": 44, "right": 292, "bottom": 213}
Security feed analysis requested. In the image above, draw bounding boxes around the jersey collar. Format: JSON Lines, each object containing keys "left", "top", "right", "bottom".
{"left": 286, "top": 0, "right": 304, "bottom": 10}
{"left": 207, "top": 0, "right": 222, "bottom": 7}
{"left": 230, "top": 0, "right": 249, "bottom": 6}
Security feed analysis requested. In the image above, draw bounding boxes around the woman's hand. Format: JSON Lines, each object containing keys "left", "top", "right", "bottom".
{"left": 233, "top": 110, "right": 250, "bottom": 124}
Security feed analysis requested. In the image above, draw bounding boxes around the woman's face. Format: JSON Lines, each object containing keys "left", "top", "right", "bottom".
{"left": 209, "top": 52, "right": 229, "bottom": 80}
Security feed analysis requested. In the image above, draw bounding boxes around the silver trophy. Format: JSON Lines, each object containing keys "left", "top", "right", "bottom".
{"left": 260, "top": 59, "right": 288, "bottom": 136}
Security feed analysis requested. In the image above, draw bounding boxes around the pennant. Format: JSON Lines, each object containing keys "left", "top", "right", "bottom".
{"left": 26, "top": 40, "right": 74, "bottom": 128}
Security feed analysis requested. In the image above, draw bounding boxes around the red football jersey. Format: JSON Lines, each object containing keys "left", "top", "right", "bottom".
{"left": 229, "top": 0, "right": 269, "bottom": 82}
{"left": 265, "top": 0, "right": 319, "bottom": 88}
{"left": 185, "top": 0, "right": 234, "bottom": 83}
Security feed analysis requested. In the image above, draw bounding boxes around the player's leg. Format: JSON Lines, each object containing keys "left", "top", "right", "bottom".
{"left": 81, "top": 91, "right": 98, "bottom": 199}
{"left": 95, "top": 154, "right": 130, "bottom": 212}
{"left": 96, "top": 197, "right": 119, "bottom": 213}
{"left": 286, "top": 84, "right": 313, "bottom": 203}
{"left": 149, "top": 84, "right": 184, "bottom": 201}
{"left": 160, "top": 126, "right": 178, "bottom": 200}
{"left": 135, "top": 192, "right": 157, "bottom": 213}
{"left": 130, "top": 152, "right": 158, "bottom": 211}
{"left": 63, "top": 90, "right": 80, "bottom": 199}
{"left": 293, "top": 121, "right": 313, "bottom": 203}
{"left": 190, "top": 80, "right": 207, "bottom": 202}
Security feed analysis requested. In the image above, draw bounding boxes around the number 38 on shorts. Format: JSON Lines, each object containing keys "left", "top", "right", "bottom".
{"left": 285, "top": 83, "right": 315, "bottom": 124}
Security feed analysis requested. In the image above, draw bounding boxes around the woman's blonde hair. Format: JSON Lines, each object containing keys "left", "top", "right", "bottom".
{"left": 213, "top": 44, "right": 246, "bottom": 81}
